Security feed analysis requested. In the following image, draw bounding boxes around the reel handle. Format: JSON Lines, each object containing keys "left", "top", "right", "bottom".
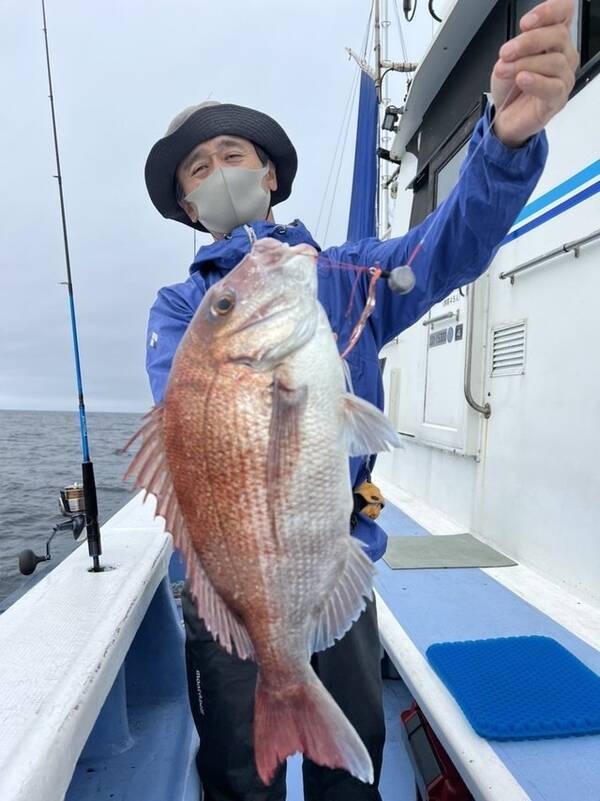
{"left": 17, "top": 514, "right": 86, "bottom": 576}
{"left": 18, "top": 549, "right": 50, "bottom": 576}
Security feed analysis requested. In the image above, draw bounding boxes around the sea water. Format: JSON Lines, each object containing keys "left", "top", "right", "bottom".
{"left": 0, "top": 409, "right": 141, "bottom": 606}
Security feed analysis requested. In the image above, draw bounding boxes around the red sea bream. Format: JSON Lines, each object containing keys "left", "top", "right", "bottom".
{"left": 125, "top": 238, "right": 399, "bottom": 784}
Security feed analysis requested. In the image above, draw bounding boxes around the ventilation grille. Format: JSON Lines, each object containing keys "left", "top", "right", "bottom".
{"left": 491, "top": 321, "right": 526, "bottom": 377}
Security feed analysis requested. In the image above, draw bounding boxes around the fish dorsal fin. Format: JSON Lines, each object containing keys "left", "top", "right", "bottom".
{"left": 310, "top": 537, "right": 375, "bottom": 654}
{"left": 123, "top": 404, "right": 254, "bottom": 660}
{"left": 341, "top": 393, "right": 401, "bottom": 456}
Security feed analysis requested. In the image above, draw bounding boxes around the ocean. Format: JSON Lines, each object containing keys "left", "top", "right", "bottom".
{"left": 0, "top": 409, "right": 143, "bottom": 606}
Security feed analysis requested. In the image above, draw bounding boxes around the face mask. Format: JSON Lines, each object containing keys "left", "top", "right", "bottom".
{"left": 185, "top": 165, "right": 271, "bottom": 235}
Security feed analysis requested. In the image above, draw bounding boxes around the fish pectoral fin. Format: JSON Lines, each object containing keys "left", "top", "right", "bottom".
{"left": 310, "top": 538, "right": 375, "bottom": 653}
{"left": 123, "top": 404, "right": 254, "bottom": 660}
{"left": 340, "top": 392, "right": 402, "bottom": 456}
{"left": 268, "top": 375, "right": 308, "bottom": 483}
{"left": 267, "top": 375, "right": 308, "bottom": 546}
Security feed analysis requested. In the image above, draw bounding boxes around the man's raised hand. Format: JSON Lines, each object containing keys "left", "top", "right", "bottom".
{"left": 491, "top": 0, "right": 579, "bottom": 148}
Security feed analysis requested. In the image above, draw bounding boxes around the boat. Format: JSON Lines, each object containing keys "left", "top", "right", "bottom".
{"left": 1, "top": 2, "right": 599, "bottom": 800}
{"left": 374, "top": 1, "right": 600, "bottom": 799}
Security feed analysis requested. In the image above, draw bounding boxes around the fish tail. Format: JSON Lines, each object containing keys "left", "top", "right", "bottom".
{"left": 254, "top": 670, "right": 374, "bottom": 786}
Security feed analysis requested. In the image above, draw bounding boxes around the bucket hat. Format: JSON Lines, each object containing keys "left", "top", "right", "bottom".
{"left": 145, "top": 101, "right": 298, "bottom": 232}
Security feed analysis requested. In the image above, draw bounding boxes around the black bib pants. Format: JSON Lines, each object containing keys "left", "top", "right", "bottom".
{"left": 182, "top": 589, "right": 385, "bottom": 801}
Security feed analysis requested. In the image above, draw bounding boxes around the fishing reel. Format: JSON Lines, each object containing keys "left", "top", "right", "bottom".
{"left": 18, "top": 483, "right": 87, "bottom": 576}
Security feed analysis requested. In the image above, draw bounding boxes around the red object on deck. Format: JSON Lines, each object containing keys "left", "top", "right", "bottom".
{"left": 400, "top": 703, "right": 474, "bottom": 801}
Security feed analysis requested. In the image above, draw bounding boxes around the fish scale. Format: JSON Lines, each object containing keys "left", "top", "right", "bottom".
{"left": 123, "top": 238, "right": 400, "bottom": 784}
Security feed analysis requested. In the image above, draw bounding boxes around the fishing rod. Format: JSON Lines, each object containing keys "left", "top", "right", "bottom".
{"left": 37, "top": 0, "right": 102, "bottom": 572}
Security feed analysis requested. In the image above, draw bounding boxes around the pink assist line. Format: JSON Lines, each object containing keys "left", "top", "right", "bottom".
{"left": 310, "top": 82, "right": 524, "bottom": 358}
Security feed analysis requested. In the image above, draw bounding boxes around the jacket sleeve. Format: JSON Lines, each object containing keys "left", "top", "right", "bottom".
{"left": 325, "top": 108, "right": 548, "bottom": 349}
{"left": 146, "top": 283, "right": 200, "bottom": 403}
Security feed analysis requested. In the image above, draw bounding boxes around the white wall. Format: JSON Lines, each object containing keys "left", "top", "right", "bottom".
{"left": 381, "top": 77, "right": 600, "bottom": 605}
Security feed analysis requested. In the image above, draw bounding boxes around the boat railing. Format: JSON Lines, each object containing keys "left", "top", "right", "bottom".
{"left": 0, "top": 492, "right": 194, "bottom": 801}
{"left": 499, "top": 227, "right": 600, "bottom": 283}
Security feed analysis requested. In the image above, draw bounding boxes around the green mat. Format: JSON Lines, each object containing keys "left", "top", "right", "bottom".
{"left": 383, "top": 533, "right": 516, "bottom": 570}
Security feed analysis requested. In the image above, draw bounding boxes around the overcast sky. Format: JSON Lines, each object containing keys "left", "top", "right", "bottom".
{"left": 1, "top": 0, "right": 433, "bottom": 413}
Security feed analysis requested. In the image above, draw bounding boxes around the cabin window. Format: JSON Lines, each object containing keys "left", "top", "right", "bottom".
{"left": 411, "top": 99, "right": 485, "bottom": 224}
{"left": 581, "top": 0, "right": 600, "bottom": 67}
{"left": 435, "top": 140, "right": 470, "bottom": 208}
{"left": 515, "top": 0, "right": 580, "bottom": 48}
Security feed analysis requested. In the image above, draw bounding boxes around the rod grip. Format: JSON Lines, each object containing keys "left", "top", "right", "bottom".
{"left": 82, "top": 460, "right": 102, "bottom": 560}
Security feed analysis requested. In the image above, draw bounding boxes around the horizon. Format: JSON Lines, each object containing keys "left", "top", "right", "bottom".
{"left": 0, "top": 406, "right": 143, "bottom": 415}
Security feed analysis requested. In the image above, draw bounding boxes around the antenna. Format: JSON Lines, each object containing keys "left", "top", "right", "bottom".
{"left": 41, "top": 0, "right": 102, "bottom": 572}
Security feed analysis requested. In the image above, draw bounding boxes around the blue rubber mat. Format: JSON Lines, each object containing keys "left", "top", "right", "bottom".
{"left": 426, "top": 636, "right": 600, "bottom": 740}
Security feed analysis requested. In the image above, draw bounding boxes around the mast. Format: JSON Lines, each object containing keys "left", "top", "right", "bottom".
{"left": 374, "top": 0, "right": 382, "bottom": 102}
{"left": 374, "top": 0, "right": 382, "bottom": 234}
{"left": 380, "top": 0, "right": 390, "bottom": 237}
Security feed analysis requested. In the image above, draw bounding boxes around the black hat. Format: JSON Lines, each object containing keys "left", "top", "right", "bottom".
{"left": 145, "top": 101, "right": 298, "bottom": 232}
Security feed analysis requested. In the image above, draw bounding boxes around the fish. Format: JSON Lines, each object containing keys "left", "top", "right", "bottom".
{"left": 124, "top": 238, "right": 400, "bottom": 785}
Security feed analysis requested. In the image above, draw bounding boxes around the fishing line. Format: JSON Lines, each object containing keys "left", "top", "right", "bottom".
{"left": 41, "top": 0, "right": 102, "bottom": 572}
{"left": 340, "top": 267, "right": 382, "bottom": 359}
{"left": 307, "top": 254, "right": 407, "bottom": 358}
{"left": 401, "top": 82, "right": 524, "bottom": 272}
{"left": 345, "top": 270, "right": 363, "bottom": 319}
{"left": 312, "top": 82, "right": 524, "bottom": 358}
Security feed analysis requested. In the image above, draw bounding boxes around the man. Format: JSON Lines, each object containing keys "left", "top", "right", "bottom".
{"left": 143, "top": 2, "right": 578, "bottom": 799}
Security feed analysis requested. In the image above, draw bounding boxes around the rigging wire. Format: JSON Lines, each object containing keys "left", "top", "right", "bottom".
{"left": 362, "top": 0, "right": 375, "bottom": 57}
{"left": 314, "top": 1, "right": 373, "bottom": 244}
{"left": 390, "top": 0, "right": 413, "bottom": 102}
{"left": 392, "top": 0, "right": 410, "bottom": 62}
{"left": 321, "top": 67, "right": 361, "bottom": 245}
{"left": 314, "top": 66, "right": 360, "bottom": 243}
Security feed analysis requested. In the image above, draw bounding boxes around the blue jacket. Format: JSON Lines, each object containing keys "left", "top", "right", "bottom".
{"left": 146, "top": 111, "right": 548, "bottom": 561}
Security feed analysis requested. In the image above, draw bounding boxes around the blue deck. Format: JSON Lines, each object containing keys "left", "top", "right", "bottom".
{"left": 65, "top": 498, "right": 600, "bottom": 800}
{"left": 375, "top": 501, "right": 600, "bottom": 801}
{"left": 67, "top": 564, "right": 417, "bottom": 801}
{"left": 65, "top": 579, "right": 200, "bottom": 801}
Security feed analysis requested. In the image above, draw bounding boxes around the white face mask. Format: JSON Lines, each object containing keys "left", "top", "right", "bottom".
{"left": 184, "top": 165, "right": 271, "bottom": 235}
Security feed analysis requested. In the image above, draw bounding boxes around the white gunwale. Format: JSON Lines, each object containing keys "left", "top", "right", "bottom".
{"left": 0, "top": 493, "right": 171, "bottom": 801}
{"left": 376, "top": 594, "right": 532, "bottom": 801}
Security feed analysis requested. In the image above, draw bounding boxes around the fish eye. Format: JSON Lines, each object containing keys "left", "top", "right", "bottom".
{"left": 211, "top": 289, "right": 236, "bottom": 316}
